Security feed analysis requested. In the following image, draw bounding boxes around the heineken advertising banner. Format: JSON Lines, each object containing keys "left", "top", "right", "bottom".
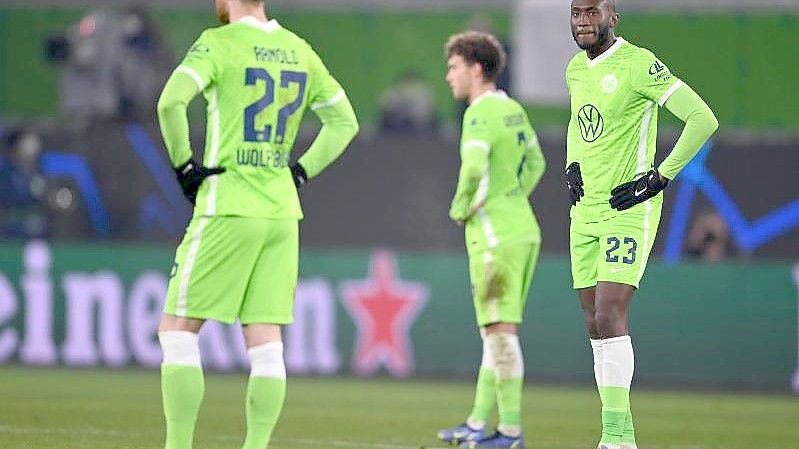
{"left": 0, "top": 241, "right": 796, "bottom": 391}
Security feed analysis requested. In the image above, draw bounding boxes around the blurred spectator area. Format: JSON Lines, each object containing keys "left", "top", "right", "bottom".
{"left": 1, "top": 119, "right": 797, "bottom": 260}
{"left": 2, "top": 5, "right": 798, "bottom": 130}
{"left": 0, "top": 3, "right": 797, "bottom": 260}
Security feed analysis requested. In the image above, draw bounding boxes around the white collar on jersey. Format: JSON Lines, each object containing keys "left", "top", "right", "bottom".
{"left": 237, "top": 16, "right": 281, "bottom": 33}
{"left": 470, "top": 89, "right": 509, "bottom": 107}
{"left": 585, "top": 36, "right": 626, "bottom": 69}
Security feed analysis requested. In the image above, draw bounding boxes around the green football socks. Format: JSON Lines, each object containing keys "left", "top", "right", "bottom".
{"left": 593, "top": 336, "right": 636, "bottom": 446}
{"left": 161, "top": 364, "right": 205, "bottom": 449}
{"left": 468, "top": 366, "right": 497, "bottom": 428}
{"left": 242, "top": 377, "right": 286, "bottom": 449}
{"left": 487, "top": 332, "right": 524, "bottom": 437}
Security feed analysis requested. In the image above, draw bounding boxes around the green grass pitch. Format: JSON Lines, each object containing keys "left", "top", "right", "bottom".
{"left": 1, "top": 367, "right": 797, "bottom": 449}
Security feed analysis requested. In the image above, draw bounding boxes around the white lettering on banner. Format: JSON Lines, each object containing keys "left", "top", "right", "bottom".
{"left": 286, "top": 279, "right": 340, "bottom": 374}
{"left": 0, "top": 273, "right": 18, "bottom": 362}
{"left": 5, "top": 244, "right": 428, "bottom": 378}
{"left": 128, "top": 272, "right": 167, "bottom": 368}
{"left": 19, "top": 240, "right": 57, "bottom": 365}
{"left": 792, "top": 263, "right": 799, "bottom": 394}
{"left": 62, "top": 272, "right": 128, "bottom": 366}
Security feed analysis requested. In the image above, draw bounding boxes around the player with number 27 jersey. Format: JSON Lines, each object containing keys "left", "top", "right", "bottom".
{"left": 155, "top": 4, "right": 359, "bottom": 449}
{"left": 157, "top": 16, "right": 358, "bottom": 325}
{"left": 166, "top": 17, "right": 354, "bottom": 219}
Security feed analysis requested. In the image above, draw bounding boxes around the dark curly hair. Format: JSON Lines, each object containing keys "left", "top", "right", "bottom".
{"left": 445, "top": 31, "right": 507, "bottom": 82}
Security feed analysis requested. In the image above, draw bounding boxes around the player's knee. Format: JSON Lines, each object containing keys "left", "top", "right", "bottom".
{"left": 248, "top": 341, "right": 286, "bottom": 379}
{"left": 159, "top": 331, "right": 201, "bottom": 367}
{"left": 593, "top": 310, "right": 619, "bottom": 338}
{"left": 485, "top": 332, "right": 523, "bottom": 379}
{"left": 580, "top": 310, "right": 599, "bottom": 337}
{"left": 584, "top": 319, "right": 600, "bottom": 340}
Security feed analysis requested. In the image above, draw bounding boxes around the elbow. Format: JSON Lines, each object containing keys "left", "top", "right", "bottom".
{"left": 708, "top": 112, "right": 720, "bottom": 135}
{"left": 156, "top": 96, "right": 176, "bottom": 117}
{"left": 465, "top": 168, "right": 484, "bottom": 185}
{"left": 347, "top": 115, "right": 360, "bottom": 140}
{"left": 156, "top": 94, "right": 188, "bottom": 118}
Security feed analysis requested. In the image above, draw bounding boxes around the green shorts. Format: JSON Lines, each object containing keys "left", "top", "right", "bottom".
{"left": 164, "top": 216, "right": 298, "bottom": 324}
{"left": 570, "top": 202, "right": 662, "bottom": 289}
{"left": 469, "top": 242, "right": 540, "bottom": 326}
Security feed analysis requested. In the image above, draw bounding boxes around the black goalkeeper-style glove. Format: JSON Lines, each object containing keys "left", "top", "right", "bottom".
{"left": 174, "top": 159, "right": 226, "bottom": 204}
{"left": 565, "top": 162, "right": 584, "bottom": 206}
{"left": 290, "top": 163, "right": 308, "bottom": 189}
{"left": 609, "top": 169, "right": 669, "bottom": 211}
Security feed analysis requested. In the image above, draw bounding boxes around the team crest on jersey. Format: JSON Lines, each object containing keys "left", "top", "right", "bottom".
{"left": 577, "top": 104, "right": 604, "bottom": 143}
{"left": 601, "top": 74, "right": 618, "bottom": 94}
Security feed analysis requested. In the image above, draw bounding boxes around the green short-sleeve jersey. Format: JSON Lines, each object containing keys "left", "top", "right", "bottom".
{"left": 450, "top": 91, "right": 545, "bottom": 252}
{"left": 566, "top": 37, "right": 683, "bottom": 222}
{"left": 177, "top": 18, "right": 345, "bottom": 219}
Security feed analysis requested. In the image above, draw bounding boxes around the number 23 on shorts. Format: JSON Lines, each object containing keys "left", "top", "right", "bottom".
{"left": 601, "top": 235, "right": 640, "bottom": 280}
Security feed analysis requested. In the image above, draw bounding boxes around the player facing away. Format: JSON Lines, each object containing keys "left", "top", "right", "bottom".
{"left": 155, "top": 0, "right": 358, "bottom": 448}
{"left": 438, "top": 31, "right": 546, "bottom": 449}
{"left": 565, "top": 1, "right": 718, "bottom": 448}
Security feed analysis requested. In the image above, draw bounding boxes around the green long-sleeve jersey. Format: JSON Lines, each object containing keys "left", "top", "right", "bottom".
{"left": 449, "top": 91, "right": 546, "bottom": 252}
{"left": 566, "top": 37, "right": 717, "bottom": 223}
{"left": 157, "top": 16, "right": 358, "bottom": 219}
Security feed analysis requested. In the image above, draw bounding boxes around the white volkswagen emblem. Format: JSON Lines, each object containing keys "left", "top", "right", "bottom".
{"left": 601, "top": 74, "right": 618, "bottom": 94}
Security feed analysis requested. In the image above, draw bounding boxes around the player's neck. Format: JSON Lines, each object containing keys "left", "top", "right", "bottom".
{"left": 586, "top": 34, "right": 617, "bottom": 60}
{"left": 468, "top": 83, "right": 497, "bottom": 104}
{"left": 228, "top": 4, "right": 268, "bottom": 24}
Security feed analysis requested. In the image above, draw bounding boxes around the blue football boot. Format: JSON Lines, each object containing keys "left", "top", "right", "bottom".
{"left": 437, "top": 423, "right": 486, "bottom": 445}
{"left": 460, "top": 430, "right": 525, "bottom": 448}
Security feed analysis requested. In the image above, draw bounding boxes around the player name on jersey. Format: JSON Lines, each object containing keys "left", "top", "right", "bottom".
{"left": 254, "top": 46, "right": 300, "bottom": 65}
{"left": 236, "top": 148, "right": 290, "bottom": 169}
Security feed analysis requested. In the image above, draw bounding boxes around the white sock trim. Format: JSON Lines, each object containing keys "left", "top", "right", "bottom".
{"left": 601, "top": 335, "right": 634, "bottom": 388}
{"left": 248, "top": 341, "right": 286, "bottom": 379}
{"left": 590, "top": 339, "right": 604, "bottom": 387}
{"left": 159, "top": 331, "right": 201, "bottom": 367}
{"left": 602, "top": 335, "right": 631, "bottom": 345}
{"left": 480, "top": 333, "right": 496, "bottom": 369}
{"left": 486, "top": 332, "right": 523, "bottom": 379}
{"left": 466, "top": 418, "right": 486, "bottom": 430}
{"left": 498, "top": 424, "right": 522, "bottom": 437}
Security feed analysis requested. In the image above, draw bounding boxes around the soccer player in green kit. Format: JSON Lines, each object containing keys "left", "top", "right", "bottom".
{"left": 438, "top": 31, "right": 546, "bottom": 449}
{"left": 155, "top": 0, "right": 358, "bottom": 448}
{"left": 565, "top": 1, "right": 718, "bottom": 448}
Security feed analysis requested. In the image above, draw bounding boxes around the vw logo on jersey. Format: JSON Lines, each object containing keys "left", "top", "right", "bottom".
{"left": 578, "top": 104, "right": 604, "bottom": 143}
{"left": 601, "top": 74, "right": 618, "bottom": 94}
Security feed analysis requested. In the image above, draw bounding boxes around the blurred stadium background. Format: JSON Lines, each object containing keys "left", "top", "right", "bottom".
{"left": 0, "top": 0, "right": 798, "bottom": 448}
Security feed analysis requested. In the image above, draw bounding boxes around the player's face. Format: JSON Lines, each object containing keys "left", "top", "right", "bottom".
{"left": 215, "top": 0, "right": 230, "bottom": 24}
{"left": 446, "top": 55, "right": 475, "bottom": 100}
{"left": 570, "top": 0, "right": 617, "bottom": 50}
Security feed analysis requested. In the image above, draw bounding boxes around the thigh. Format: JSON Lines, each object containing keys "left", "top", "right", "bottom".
{"left": 470, "top": 243, "right": 535, "bottom": 326}
{"left": 518, "top": 242, "right": 541, "bottom": 310}
{"left": 597, "top": 204, "right": 662, "bottom": 288}
{"left": 570, "top": 219, "right": 600, "bottom": 290}
{"left": 240, "top": 219, "right": 299, "bottom": 325}
{"left": 164, "top": 217, "right": 266, "bottom": 324}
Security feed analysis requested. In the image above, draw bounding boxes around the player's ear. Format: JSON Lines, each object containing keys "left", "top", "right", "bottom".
{"left": 609, "top": 11, "right": 619, "bottom": 28}
{"left": 469, "top": 62, "right": 483, "bottom": 81}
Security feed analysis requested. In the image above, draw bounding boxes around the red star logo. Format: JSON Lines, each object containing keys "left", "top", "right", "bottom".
{"left": 340, "top": 249, "right": 429, "bottom": 377}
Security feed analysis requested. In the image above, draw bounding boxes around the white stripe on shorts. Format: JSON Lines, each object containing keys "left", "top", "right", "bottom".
{"left": 177, "top": 217, "right": 209, "bottom": 316}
